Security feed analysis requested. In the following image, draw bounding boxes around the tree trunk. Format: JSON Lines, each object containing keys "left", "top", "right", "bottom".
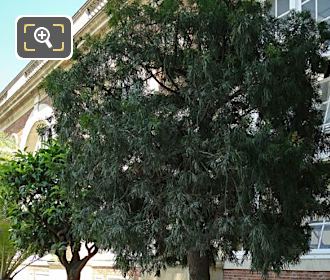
{"left": 187, "top": 250, "right": 210, "bottom": 280}
{"left": 56, "top": 243, "right": 98, "bottom": 280}
{"left": 66, "top": 266, "right": 81, "bottom": 280}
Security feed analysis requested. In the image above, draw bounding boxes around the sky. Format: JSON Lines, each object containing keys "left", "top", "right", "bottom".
{"left": 0, "top": 0, "right": 86, "bottom": 91}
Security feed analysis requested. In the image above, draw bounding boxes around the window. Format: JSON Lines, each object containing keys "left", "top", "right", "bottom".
{"left": 319, "top": 78, "right": 330, "bottom": 131}
{"left": 270, "top": 0, "right": 290, "bottom": 17}
{"left": 310, "top": 223, "right": 322, "bottom": 249}
{"left": 302, "top": 0, "right": 330, "bottom": 23}
{"left": 309, "top": 220, "right": 330, "bottom": 250}
{"left": 270, "top": 0, "right": 330, "bottom": 23}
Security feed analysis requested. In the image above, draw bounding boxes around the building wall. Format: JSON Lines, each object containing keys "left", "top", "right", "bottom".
{"left": 224, "top": 269, "right": 330, "bottom": 280}
{"left": 139, "top": 261, "right": 330, "bottom": 280}
{"left": 1, "top": 0, "right": 330, "bottom": 279}
{"left": 0, "top": 1, "right": 126, "bottom": 279}
{"left": 141, "top": 267, "right": 224, "bottom": 280}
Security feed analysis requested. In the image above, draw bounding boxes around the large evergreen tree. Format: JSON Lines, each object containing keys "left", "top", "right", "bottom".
{"left": 45, "top": 1, "right": 330, "bottom": 279}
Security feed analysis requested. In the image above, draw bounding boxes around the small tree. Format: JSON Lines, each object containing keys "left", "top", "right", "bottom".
{"left": 0, "top": 142, "right": 98, "bottom": 280}
{"left": 0, "top": 132, "right": 33, "bottom": 280}
{"left": 0, "top": 219, "right": 33, "bottom": 280}
{"left": 45, "top": 1, "right": 330, "bottom": 280}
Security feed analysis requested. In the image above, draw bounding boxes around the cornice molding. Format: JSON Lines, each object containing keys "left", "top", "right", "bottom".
{"left": 0, "top": 0, "right": 108, "bottom": 110}
{"left": 0, "top": 0, "right": 110, "bottom": 131}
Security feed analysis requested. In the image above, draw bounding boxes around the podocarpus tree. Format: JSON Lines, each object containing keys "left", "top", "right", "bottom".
{"left": 45, "top": 0, "right": 330, "bottom": 279}
{"left": 0, "top": 142, "right": 98, "bottom": 280}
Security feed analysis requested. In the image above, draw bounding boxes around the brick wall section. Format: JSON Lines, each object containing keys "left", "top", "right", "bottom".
{"left": 3, "top": 97, "right": 51, "bottom": 135}
{"left": 224, "top": 269, "right": 330, "bottom": 280}
{"left": 4, "top": 108, "right": 33, "bottom": 135}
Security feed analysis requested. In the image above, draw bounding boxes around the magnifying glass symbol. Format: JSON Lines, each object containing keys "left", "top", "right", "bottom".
{"left": 34, "top": 27, "right": 53, "bottom": 49}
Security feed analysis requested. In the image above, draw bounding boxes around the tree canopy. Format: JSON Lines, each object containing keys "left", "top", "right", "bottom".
{"left": 0, "top": 142, "right": 98, "bottom": 280}
{"left": 44, "top": 0, "right": 330, "bottom": 279}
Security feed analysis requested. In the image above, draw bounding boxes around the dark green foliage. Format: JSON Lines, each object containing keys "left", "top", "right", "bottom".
{"left": 45, "top": 0, "right": 330, "bottom": 277}
{"left": 0, "top": 142, "right": 98, "bottom": 280}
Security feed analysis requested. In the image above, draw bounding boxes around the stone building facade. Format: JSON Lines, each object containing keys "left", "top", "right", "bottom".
{"left": 0, "top": 1, "right": 125, "bottom": 279}
{"left": 1, "top": 0, "right": 330, "bottom": 279}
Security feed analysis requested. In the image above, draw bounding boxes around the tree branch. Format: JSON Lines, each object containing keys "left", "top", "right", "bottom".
{"left": 10, "top": 255, "right": 42, "bottom": 279}
{"left": 55, "top": 250, "right": 69, "bottom": 269}
{"left": 71, "top": 243, "right": 81, "bottom": 262}
{"left": 145, "top": 67, "right": 179, "bottom": 94}
{"left": 77, "top": 243, "right": 98, "bottom": 271}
